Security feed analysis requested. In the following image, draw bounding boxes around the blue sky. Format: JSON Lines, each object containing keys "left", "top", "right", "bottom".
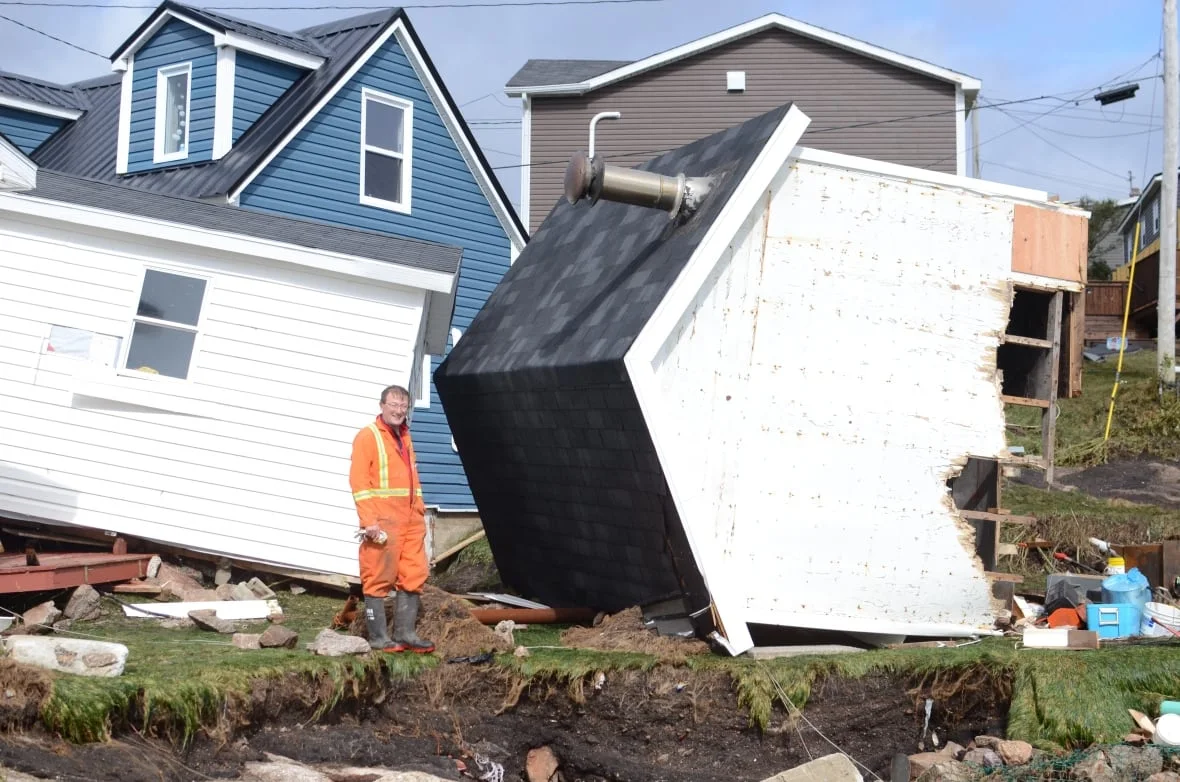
{"left": 0, "top": 0, "right": 1169, "bottom": 209}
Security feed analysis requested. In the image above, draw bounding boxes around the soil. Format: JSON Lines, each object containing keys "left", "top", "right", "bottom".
{"left": 1055, "top": 458, "right": 1180, "bottom": 509}
{"left": 561, "top": 608, "right": 710, "bottom": 663}
{"left": 0, "top": 665, "right": 1009, "bottom": 781}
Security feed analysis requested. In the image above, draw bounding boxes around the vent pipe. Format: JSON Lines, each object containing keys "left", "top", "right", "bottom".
{"left": 564, "top": 111, "right": 712, "bottom": 219}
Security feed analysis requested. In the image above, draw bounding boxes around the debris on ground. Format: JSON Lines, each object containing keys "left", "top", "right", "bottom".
{"left": 259, "top": 625, "right": 298, "bottom": 649}
{"left": 4, "top": 637, "right": 127, "bottom": 677}
{"left": 63, "top": 584, "right": 101, "bottom": 621}
{"left": 348, "top": 585, "right": 512, "bottom": 659}
{"left": 188, "top": 609, "right": 238, "bottom": 634}
{"left": 560, "top": 607, "right": 709, "bottom": 661}
{"left": 308, "top": 629, "right": 371, "bottom": 657}
{"left": 237, "top": 752, "right": 459, "bottom": 781}
{"left": 759, "top": 753, "right": 862, "bottom": 781}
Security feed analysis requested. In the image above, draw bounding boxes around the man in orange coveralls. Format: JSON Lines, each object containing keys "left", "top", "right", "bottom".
{"left": 350, "top": 384, "right": 434, "bottom": 653}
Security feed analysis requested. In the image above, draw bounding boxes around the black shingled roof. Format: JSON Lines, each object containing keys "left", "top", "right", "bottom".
{"left": 22, "top": 170, "right": 463, "bottom": 275}
{"left": 434, "top": 105, "right": 793, "bottom": 612}
{"left": 505, "top": 59, "right": 631, "bottom": 89}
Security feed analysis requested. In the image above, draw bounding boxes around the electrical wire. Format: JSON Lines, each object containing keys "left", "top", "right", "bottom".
{"left": 993, "top": 106, "right": 1128, "bottom": 182}
{"left": 0, "top": 10, "right": 104, "bottom": 57}
{"left": 980, "top": 160, "right": 1126, "bottom": 193}
{"left": 0, "top": 0, "right": 670, "bottom": 7}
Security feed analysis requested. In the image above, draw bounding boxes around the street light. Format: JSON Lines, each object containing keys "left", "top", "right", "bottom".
{"left": 1094, "top": 82, "right": 1141, "bottom": 105}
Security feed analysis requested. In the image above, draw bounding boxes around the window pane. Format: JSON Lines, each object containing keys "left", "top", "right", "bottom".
{"left": 125, "top": 323, "right": 196, "bottom": 379}
{"left": 164, "top": 71, "right": 189, "bottom": 155}
{"left": 365, "top": 99, "right": 403, "bottom": 153}
{"left": 364, "top": 151, "right": 403, "bottom": 203}
{"left": 137, "top": 269, "right": 205, "bottom": 326}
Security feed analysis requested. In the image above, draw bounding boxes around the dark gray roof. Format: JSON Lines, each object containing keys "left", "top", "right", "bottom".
{"left": 505, "top": 59, "right": 630, "bottom": 89}
{"left": 179, "top": 5, "right": 326, "bottom": 57}
{"left": 0, "top": 71, "right": 89, "bottom": 111}
{"left": 434, "top": 105, "right": 792, "bottom": 611}
{"left": 25, "top": 170, "right": 462, "bottom": 274}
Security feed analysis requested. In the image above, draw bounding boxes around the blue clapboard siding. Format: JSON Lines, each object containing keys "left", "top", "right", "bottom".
{"left": 127, "top": 19, "right": 216, "bottom": 172}
{"left": 233, "top": 52, "right": 303, "bottom": 143}
{"left": 0, "top": 107, "right": 65, "bottom": 154}
{"left": 239, "top": 34, "right": 510, "bottom": 510}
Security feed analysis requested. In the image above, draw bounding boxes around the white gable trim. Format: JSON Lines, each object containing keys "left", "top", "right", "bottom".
{"left": 111, "top": 9, "right": 323, "bottom": 72}
{"left": 623, "top": 104, "right": 813, "bottom": 655}
{"left": 520, "top": 92, "right": 531, "bottom": 233}
{"left": 0, "top": 94, "right": 82, "bottom": 122}
{"left": 0, "top": 190, "right": 455, "bottom": 294}
{"left": 227, "top": 17, "right": 526, "bottom": 253}
{"left": 115, "top": 55, "right": 134, "bottom": 174}
{"left": 213, "top": 45, "right": 237, "bottom": 159}
{"left": 0, "top": 134, "right": 36, "bottom": 191}
{"left": 505, "top": 13, "right": 981, "bottom": 97}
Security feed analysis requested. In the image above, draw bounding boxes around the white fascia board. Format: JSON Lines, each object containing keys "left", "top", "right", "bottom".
{"left": 111, "top": 10, "right": 221, "bottom": 69}
{"left": 623, "top": 104, "right": 813, "bottom": 655}
{"left": 229, "top": 18, "right": 526, "bottom": 254}
{"left": 213, "top": 32, "right": 323, "bottom": 71}
{"left": 793, "top": 146, "right": 1076, "bottom": 208}
{"left": 116, "top": 56, "right": 134, "bottom": 174}
{"left": 1117, "top": 174, "right": 1163, "bottom": 235}
{"left": 505, "top": 13, "right": 981, "bottom": 97}
{"left": 955, "top": 84, "right": 966, "bottom": 178}
{"left": 213, "top": 45, "right": 237, "bottom": 159}
{"left": 520, "top": 92, "right": 531, "bottom": 236}
{"left": 0, "top": 190, "right": 456, "bottom": 294}
{"left": 0, "top": 134, "right": 36, "bottom": 191}
{"left": 0, "top": 94, "right": 82, "bottom": 121}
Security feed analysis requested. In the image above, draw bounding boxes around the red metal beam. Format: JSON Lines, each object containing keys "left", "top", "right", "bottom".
{"left": 0, "top": 553, "right": 154, "bottom": 594}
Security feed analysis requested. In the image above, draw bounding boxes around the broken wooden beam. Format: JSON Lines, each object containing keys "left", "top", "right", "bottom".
{"left": 960, "top": 510, "right": 1036, "bottom": 525}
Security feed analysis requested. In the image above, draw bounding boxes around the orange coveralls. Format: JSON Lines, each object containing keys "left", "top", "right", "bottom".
{"left": 349, "top": 416, "right": 427, "bottom": 597}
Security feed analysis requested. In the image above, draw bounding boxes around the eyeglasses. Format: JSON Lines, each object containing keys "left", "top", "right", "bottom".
{"left": 382, "top": 401, "right": 409, "bottom": 412}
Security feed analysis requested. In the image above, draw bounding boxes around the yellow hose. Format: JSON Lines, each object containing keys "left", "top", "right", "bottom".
{"left": 1104, "top": 222, "right": 1143, "bottom": 441}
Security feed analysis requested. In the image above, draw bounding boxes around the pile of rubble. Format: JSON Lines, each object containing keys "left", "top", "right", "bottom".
{"left": 906, "top": 735, "right": 1180, "bottom": 781}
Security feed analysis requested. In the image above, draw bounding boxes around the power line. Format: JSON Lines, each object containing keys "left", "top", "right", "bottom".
{"left": 980, "top": 160, "right": 1128, "bottom": 193}
{"left": 0, "top": 10, "right": 104, "bottom": 56}
{"left": 994, "top": 105, "right": 1128, "bottom": 181}
{"left": 0, "top": 0, "right": 669, "bottom": 7}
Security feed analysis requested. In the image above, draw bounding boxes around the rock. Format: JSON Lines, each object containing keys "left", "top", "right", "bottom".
{"left": 1126, "top": 733, "right": 1149, "bottom": 746}
{"left": 180, "top": 588, "right": 223, "bottom": 602}
{"left": 159, "top": 618, "right": 195, "bottom": 630}
{"left": 1148, "top": 773, "right": 1180, "bottom": 782}
{"left": 972, "top": 736, "right": 1002, "bottom": 749}
{"left": 22, "top": 601, "right": 60, "bottom": 632}
{"left": 231, "top": 583, "right": 257, "bottom": 602}
{"left": 289, "top": 585, "right": 306, "bottom": 595}
{"left": 997, "top": 740, "right": 1033, "bottom": 766}
{"left": 238, "top": 755, "right": 454, "bottom": 782}
{"left": 214, "top": 562, "right": 233, "bottom": 586}
{"left": 1072, "top": 751, "right": 1115, "bottom": 782}
{"left": 54, "top": 619, "right": 73, "bottom": 632}
{"left": 268, "top": 612, "right": 286, "bottom": 624}
{"left": 4, "top": 636, "right": 127, "bottom": 677}
{"left": 760, "top": 753, "right": 862, "bottom": 781}
{"left": 526, "top": 746, "right": 560, "bottom": 782}
{"left": 1106, "top": 745, "right": 1162, "bottom": 779}
{"left": 113, "top": 581, "right": 162, "bottom": 595}
{"left": 308, "top": 629, "right": 370, "bottom": 657}
{"left": 188, "top": 610, "right": 237, "bottom": 634}
{"left": 909, "top": 752, "right": 951, "bottom": 778}
{"left": 64, "top": 584, "right": 102, "bottom": 621}
{"left": 259, "top": 626, "right": 298, "bottom": 649}
{"left": 156, "top": 562, "right": 205, "bottom": 599}
{"left": 146, "top": 555, "right": 162, "bottom": 579}
{"left": 941, "top": 742, "right": 965, "bottom": 760}
{"left": 961, "top": 748, "right": 1002, "bottom": 768}
{"left": 247, "top": 577, "right": 277, "bottom": 600}
{"left": 233, "top": 633, "right": 262, "bottom": 650}
{"left": 514, "top": 646, "right": 531, "bottom": 658}
{"left": 216, "top": 584, "right": 236, "bottom": 601}
{"left": 916, "top": 760, "right": 975, "bottom": 782}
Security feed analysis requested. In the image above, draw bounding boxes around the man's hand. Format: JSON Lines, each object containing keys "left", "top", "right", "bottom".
{"left": 357, "top": 526, "right": 387, "bottom": 543}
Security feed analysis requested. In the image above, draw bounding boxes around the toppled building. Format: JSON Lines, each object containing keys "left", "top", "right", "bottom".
{"left": 435, "top": 103, "right": 1087, "bottom": 653}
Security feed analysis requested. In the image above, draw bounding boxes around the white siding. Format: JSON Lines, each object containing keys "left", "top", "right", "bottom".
{"left": 645, "top": 157, "right": 1018, "bottom": 642}
{"left": 0, "top": 213, "right": 426, "bottom": 576}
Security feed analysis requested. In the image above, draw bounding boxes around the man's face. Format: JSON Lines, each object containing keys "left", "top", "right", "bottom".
{"left": 380, "top": 393, "right": 409, "bottom": 428}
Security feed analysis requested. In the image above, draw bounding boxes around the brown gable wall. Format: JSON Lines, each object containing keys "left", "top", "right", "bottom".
{"left": 525, "top": 28, "right": 958, "bottom": 233}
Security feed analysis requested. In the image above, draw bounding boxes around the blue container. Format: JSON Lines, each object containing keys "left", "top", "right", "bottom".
{"left": 1087, "top": 603, "right": 1141, "bottom": 639}
{"left": 1102, "top": 568, "right": 1151, "bottom": 612}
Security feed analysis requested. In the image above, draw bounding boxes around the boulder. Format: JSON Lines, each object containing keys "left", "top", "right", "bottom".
{"left": 233, "top": 634, "right": 262, "bottom": 650}
{"left": 997, "top": 740, "right": 1033, "bottom": 766}
{"left": 5, "top": 636, "right": 127, "bottom": 677}
{"left": 1148, "top": 773, "right": 1180, "bottom": 782}
{"left": 63, "top": 584, "right": 102, "bottom": 621}
{"left": 259, "top": 626, "right": 298, "bottom": 649}
{"left": 231, "top": 583, "right": 257, "bottom": 602}
{"left": 916, "top": 760, "right": 975, "bottom": 782}
{"left": 909, "top": 752, "right": 950, "bottom": 779}
{"left": 216, "top": 584, "right": 236, "bottom": 601}
{"left": 188, "top": 610, "right": 237, "bottom": 634}
{"left": 156, "top": 563, "right": 205, "bottom": 600}
{"left": 760, "top": 753, "right": 861, "bottom": 781}
{"left": 246, "top": 577, "right": 277, "bottom": 600}
{"left": 1105, "top": 745, "right": 1162, "bottom": 779}
{"left": 961, "top": 748, "right": 1002, "bottom": 768}
{"left": 308, "top": 629, "right": 370, "bottom": 657}
{"left": 972, "top": 736, "right": 1002, "bottom": 749}
{"left": 22, "top": 601, "right": 60, "bottom": 632}
{"left": 526, "top": 746, "right": 560, "bottom": 782}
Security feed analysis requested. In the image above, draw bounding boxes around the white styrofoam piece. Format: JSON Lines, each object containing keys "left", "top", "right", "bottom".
{"left": 122, "top": 599, "right": 280, "bottom": 619}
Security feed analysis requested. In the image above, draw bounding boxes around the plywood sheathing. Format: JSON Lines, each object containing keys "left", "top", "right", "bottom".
{"left": 1011, "top": 204, "right": 1088, "bottom": 284}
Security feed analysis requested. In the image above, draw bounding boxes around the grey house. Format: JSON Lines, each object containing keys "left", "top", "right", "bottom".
{"left": 505, "top": 13, "right": 981, "bottom": 233}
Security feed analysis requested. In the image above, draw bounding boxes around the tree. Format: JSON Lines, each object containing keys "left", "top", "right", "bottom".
{"left": 1089, "top": 259, "right": 1113, "bottom": 281}
{"left": 1077, "top": 196, "right": 1123, "bottom": 253}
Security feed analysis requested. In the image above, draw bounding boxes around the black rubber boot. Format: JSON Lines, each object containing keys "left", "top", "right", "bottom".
{"left": 364, "top": 596, "right": 397, "bottom": 652}
{"left": 392, "top": 591, "right": 435, "bottom": 653}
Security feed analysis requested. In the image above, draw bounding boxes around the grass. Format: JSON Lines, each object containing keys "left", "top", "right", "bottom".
{"left": 1006, "top": 350, "right": 1180, "bottom": 466}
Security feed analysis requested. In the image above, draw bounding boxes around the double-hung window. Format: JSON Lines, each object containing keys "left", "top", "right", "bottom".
{"left": 123, "top": 269, "right": 207, "bottom": 379}
{"left": 360, "top": 88, "right": 412, "bottom": 212}
{"left": 154, "top": 63, "right": 191, "bottom": 163}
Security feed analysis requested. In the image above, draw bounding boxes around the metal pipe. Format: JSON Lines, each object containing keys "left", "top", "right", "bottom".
{"left": 597, "top": 166, "right": 685, "bottom": 212}
{"left": 468, "top": 607, "right": 598, "bottom": 625}
{"left": 587, "top": 111, "right": 621, "bottom": 159}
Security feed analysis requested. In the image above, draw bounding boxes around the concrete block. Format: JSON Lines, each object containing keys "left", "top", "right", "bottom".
{"left": 761, "top": 753, "right": 862, "bottom": 781}
{"left": 5, "top": 636, "right": 127, "bottom": 677}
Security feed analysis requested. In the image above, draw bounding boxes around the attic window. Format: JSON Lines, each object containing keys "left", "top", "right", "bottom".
{"left": 154, "top": 63, "right": 191, "bottom": 163}
{"left": 360, "top": 88, "right": 413, "bottom": 213}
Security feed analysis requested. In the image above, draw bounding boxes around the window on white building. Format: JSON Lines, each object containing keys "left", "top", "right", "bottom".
{"left": 154, "top": 63, "right": 192, "bottom": 163}
{"left": 124, "top": 269, "right": 207, "bottom": 379}
{"left": 359, "top": 88, "right": 413, "bottom": 212}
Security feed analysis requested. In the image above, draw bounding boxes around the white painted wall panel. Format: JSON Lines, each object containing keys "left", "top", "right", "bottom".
{"left": 0, "top": 215, "right": 428, "bottom": 576}
{"left": 647, "top": 157, "right": 1015, "bottom": 641}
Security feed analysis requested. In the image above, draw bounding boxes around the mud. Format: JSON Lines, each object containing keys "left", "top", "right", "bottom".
{"left": 0, "top": 666, "right": 1008, "bottom": 781}
{"left": 1057, "top": 459, "right": 1180, "bottom": 509}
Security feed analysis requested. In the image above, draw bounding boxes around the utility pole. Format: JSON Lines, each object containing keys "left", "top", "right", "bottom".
{"left": 1161, "top": 0, "right": 1178, "bottom": 388}
{"left": 1129, "top": 170, "right": 1136, "bottom": 196}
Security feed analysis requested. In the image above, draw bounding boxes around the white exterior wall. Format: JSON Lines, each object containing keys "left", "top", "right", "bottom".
{"left": 644, "top": 155, "right": 1022, "bottom": 644}
{"left": 0, "top": 211, "right": 426, "bottom": 576}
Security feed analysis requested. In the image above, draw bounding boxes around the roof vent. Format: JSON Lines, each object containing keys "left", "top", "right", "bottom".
{"left": 563, "top": 111, "right": 712, "bottom": 219}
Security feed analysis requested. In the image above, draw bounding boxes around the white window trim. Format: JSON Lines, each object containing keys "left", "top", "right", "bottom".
{"left": 153, "top": 62, "right": 193, "bottom": 164}
{"left": 359, "top": 87, "right": 413, "bottom": 214}
{"left": 414, "top": 353, "right": 431, "bottom": 408}
{"left": 1153, "top": 199, "right": 1161, "bottom": 236}
{"left": 119, "top": 265, "right": 212, "bottom": 383}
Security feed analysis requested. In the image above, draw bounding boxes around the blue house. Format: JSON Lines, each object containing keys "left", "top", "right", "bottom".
{"left": 0, "top": 1, "right": 527, "bottom": 527}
